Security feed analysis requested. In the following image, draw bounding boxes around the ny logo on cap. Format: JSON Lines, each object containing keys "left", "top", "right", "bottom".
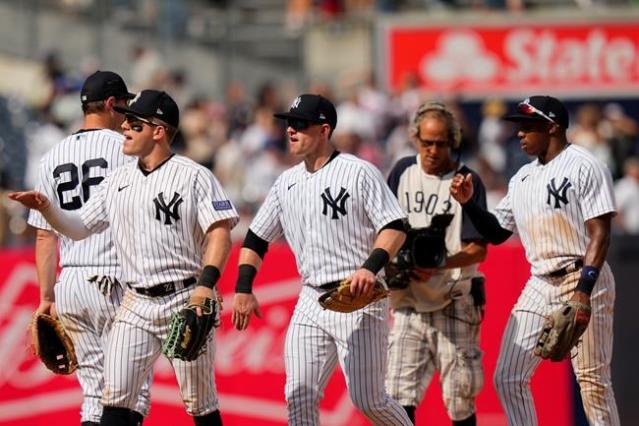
{"left": 130, "top": 92, "right": 142, "bottom": 105}
{"left": 156, "top": 108, "right": 163, "bottom": 115}
{"left": 291, "top": 96, "right": 302, "bottom": 109}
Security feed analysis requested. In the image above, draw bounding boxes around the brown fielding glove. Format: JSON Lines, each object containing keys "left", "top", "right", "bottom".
{"left": 31, "top": 313, "right": 78, "bottom": 375}
{"left": 318, "top": 278, "right": 389, "bottom": 313}
{"left": 534, "top": 301, "right": 591, "bottom": 362}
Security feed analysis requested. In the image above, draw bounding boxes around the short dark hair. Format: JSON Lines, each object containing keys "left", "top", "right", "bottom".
{"left": 82, "top": 99, "right": 106, "bottom": 114}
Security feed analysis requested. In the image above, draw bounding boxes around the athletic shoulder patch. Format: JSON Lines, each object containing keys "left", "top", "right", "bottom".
{"left": 212, "top": 200, "right": 232, "bottom": 211}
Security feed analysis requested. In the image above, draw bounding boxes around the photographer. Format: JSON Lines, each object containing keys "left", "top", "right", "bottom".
{"left": 385, "top": 102, "right": 488, "bottom": 426}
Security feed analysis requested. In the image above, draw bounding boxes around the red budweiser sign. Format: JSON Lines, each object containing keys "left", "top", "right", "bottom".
{"left": 0, "top": 244, "right": 571, "bottom": 425}
{"left": 384, "top": 21, "right": 639, "bottom": 96}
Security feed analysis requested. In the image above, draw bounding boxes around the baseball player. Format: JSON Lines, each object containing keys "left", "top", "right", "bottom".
{"left": 231, "top": 94, "right": 413, "bottom": 426}
{"left": 385, "top": 102, "right": 488, "bottom": 425}
{"left": 28, "top": 70, "right": 150, "bottom": 426}
{"left": 11, "top": 90, "right": 239, "bottom": 426}
{"left": 450, "top": 95, "right": 619, "bottom": 425}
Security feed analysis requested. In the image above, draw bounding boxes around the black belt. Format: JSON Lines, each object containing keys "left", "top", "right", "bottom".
{"left": 548, "top": 260, "right": 583, "bottom": 278}
{"left": 129, "top": 277, "right": 196, "bottom": 297}
{"left": 318, "top": 281, "right": 341, "bottom": 291}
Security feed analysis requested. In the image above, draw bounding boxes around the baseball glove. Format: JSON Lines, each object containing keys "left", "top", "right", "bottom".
{"left": 318, "top": 278, "right": 389, "bottom": 313}
{"left": 534, "top": 301, "right": 591, "bottom": 362}
{"left": 31, "top": 313, "right": 78, "bottom": 375}
{"left": 162, "top": 295, "right": 220, "bottom": 361}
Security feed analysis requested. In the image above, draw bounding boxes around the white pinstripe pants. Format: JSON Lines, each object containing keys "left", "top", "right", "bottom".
{"left": 494, "top": 263, "right": 619, "bottom": 426}
{"left": 284, "top": 285, "right": 412, "bottom": 426}
{"left": 386, "top": 294, "right": 484, "bottom": 421}
{"left": 55, "top": 268, "right": 151, "bottom": 423}
{"left": 102, "top": 287, "right": 219, "bottom": 416}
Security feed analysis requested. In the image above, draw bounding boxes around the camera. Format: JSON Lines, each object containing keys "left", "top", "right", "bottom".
{"left": 386, "top": 214, "right": 453, "bottom": 289}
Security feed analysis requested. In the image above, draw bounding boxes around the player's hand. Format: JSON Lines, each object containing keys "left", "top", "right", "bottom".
{"left": 410, "top": 267, "right": 435, "bottom": 282}
{"left": 35, "top": 300, "right": 55, "bottom": 317}
{"left": 8, "top": 191, "right": 51, "bottom": 210}
{"left": 191, "top": 285, "right": 215, "bottom": 316}
{"left": 349, "top": 268, "right": 377, "bottom": 297}
{"left": 450, "top": 173, "right": 473, "bottom": 204}
{"left": 231, "top": 293, "right": 262, "bottom": 331}
{"left": 570, "top": 290, "right": 592, "bottom": 328}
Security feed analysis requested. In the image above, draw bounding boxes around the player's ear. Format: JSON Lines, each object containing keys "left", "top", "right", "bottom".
{"left": 105, "top": 96, "right": 116, "bottom": 110}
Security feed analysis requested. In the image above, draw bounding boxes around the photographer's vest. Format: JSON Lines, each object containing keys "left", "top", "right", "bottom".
{"left": 387, "top": 156, "right": 487, "bottom": 312}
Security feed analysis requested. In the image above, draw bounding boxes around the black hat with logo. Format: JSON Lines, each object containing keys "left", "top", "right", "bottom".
{"left": 113, "top": 89, "right": 179, "bottom": 128}
{"left": 80, "top": 70, "right": 135, "bottom": 103}
{"left": 274, "top": 94, "right": 337, "bottom": 130}
{"left": 503, "top": 95, "right": 569, "bottom": 128}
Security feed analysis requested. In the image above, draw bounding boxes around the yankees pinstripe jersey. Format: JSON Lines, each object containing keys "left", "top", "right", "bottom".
{"left": 80, "top": 154, "right": 239, "bottom": 288}
{"left": 494, "top": 144, "right": 616, "bottom": 276}
{"left": 387, "top": 156, "right": 486, "bottom": 311}
{"left": 249, "top": 152, "right": 407, "bottom": 286}
{"left": 28, "top": 129, "right": 133, "bottom": 274}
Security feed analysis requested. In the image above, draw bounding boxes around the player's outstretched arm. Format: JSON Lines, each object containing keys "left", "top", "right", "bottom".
{"left": 9, "top": 191, "right": 92, "bottom": 241}
{"left": 192, "top": 219, "right": 234, "bottom": 315}
{"left": 450, "top": 173, "right": 512, "bottom": 245}
{"left": 232, "top": 246, "right": 264, "bottom": 331}
{"left": 351, "top": 227, "right": 406, "bottom": 297}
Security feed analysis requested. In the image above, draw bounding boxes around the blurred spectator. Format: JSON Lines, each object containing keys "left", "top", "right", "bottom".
{"left": 614, "top": 157, "right": 639, "bottom": 234}
{"left": 225, "top": 81, "right": 252, "bottom": 140}
{"left": 129, "top": 45, "right": 164, "bottom": 91}
{"left": 600, "top": 102, "right": 639, "bottom": 179}
{"left": 478, "top": 98, "right": 508, "bottom": 174}
{"left": 570, "top": 103, "right": 615, "bottom": 172}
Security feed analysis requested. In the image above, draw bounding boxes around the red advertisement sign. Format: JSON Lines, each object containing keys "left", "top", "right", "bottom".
{"left": 0, "top": 243, "right": 571, "bottom": 425}
{"left": 384, "top": 21, "right": 639, "bottom": 97}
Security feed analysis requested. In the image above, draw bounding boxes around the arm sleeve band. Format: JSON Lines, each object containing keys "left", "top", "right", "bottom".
{"left": 462, "top": 199, "right": 513, "bottom": 245}
{"left": 41, "top": 204, "right": 92, "bottom": 241}
{"left": 575, "top": 266, "right": 599, "bottom": 295}
{"left": 380, "top": 219, "right": 406, "bottom": 232}
{"left": 197, "top": 265, "right": 221, "bottom": 289}
{"left": 242, "top": 229, "right": 269, "bottom": 259}
{"left": 235, "top": 264, "right": 257, "bottom": 294}
{"left": 362, "top": 248, "right": 390, "bottom": 275}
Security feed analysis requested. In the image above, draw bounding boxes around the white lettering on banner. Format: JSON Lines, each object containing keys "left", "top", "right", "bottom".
{"left": 416, "top": 26, "right": 639, "bottom": 90}
{"left": 505, "top": 29, "right": 638, "bottom": 83}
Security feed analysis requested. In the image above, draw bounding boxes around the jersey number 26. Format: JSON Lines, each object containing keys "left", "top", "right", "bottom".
{"left": 53, "top": 158, "right": 107, "bottom": 210}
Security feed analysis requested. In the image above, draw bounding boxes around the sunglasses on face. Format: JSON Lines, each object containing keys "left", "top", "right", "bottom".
{"left": 125, "top": 114, "right": 159, "bottom": 132}
{"left": 287, "top": 119, "right": 315, "bottom": 131}
{"left": 516, "top": 102, "right": 556, "bottom": 125}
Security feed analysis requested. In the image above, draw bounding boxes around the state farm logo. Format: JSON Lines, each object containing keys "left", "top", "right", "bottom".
{"left": 421, "top": 31, "right": 499, "bottom": 83}
{"left": 0, "top": 258, "right": 362, "bottom": 425}
{"left": 414, "top": 25, "right": 639, "bottom": 91}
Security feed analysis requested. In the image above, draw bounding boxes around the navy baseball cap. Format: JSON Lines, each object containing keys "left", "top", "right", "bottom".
{"left": 113, "top": 90, "right": 179, "bottom": 128}
{"left": 503, "top": 95, "right": 569, "bottom": 128}
{"left": 274, "top": 94, "right": 337, "bottom": 130}
{"left": 80, "top": 70, "right": 135, "bottom": 103}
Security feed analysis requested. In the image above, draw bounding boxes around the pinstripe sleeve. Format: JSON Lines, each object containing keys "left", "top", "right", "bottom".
{"left": 360, "top": 162, "right": 406, "bottom": 232}
{"left": 194, "top": 168, "right": 240, "bottom": 231}
{"left": 249, "top": 177, "right": 284, "bottom": 242}
{"left": 578, "top": 159, "right": 617, "bottom": 220}
{"left": 28, "top": 157, "right": 53, "bottom": 231}
{"left": 494, "top": 176, "right": 517, "bottom": 232}
{"left": 80, "top": 176, "right": 110, "bottom": 234}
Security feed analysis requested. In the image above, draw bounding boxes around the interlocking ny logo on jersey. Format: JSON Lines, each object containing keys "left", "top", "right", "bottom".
{"left": 153, "top": 192, "right": 184, "bottom": 225}
{"left": 321, "top": 187, "right": 350, "bottom": 219}
{"left": 546, "top": 177, "right": 572, "bottom": 209}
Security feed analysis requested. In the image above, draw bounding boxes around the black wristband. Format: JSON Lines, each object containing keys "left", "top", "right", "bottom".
{"left": 575, "top": 266, "right": 599, "bottom": 295}
{"left": 198, "top": 265, "right": 221, "bottom": 289}
{"left": 362, "top": 248, "right": 390, "bottom": 275}
{"left": 235, "top": 264, "right": 257, "bottom": 294}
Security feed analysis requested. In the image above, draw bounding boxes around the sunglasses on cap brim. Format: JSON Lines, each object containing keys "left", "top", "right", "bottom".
{"left": 516, "top": 102, "right": 557, "bottom": 125}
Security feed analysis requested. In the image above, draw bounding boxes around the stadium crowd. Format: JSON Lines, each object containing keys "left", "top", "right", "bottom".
{"left": 1, "top": 48, "right": 638, "bottom": 247}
